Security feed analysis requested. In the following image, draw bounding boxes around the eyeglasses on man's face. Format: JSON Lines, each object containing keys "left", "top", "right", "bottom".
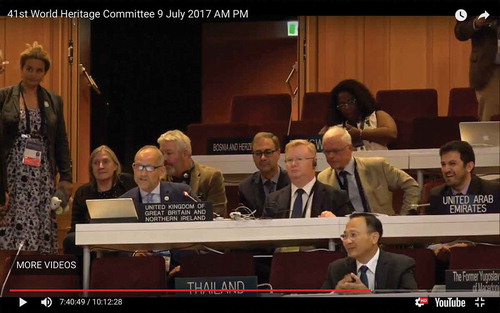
{"left": 336, "top": 98, "right": 356, "bottom": 110}
{"left": 133, "top": 163, "right": 163, "bottom": 172}
{"left": 340, "top": 230, "right": 375, "bottom": 241}
{"left": 340, "top": 231, "right": 362, "bottom": 241}
{"left": 284, "top": 157, "right": 315, "bottom": 164}
{"left": 253, "top": 150, "right": 276, "bottom": 158}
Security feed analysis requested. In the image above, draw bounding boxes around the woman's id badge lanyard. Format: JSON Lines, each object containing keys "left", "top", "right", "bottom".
{"left": 23, "top": 139, "right": 43, "bottom": 167}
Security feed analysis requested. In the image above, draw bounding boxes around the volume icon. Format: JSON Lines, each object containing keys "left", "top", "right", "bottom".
{"left": 41, "top": 297, "right": 52, "bottom": 308}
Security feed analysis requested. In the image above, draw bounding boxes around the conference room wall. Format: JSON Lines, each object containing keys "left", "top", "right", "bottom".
{"left": 202, "top": 21, "right": 297, "bottom": 123}
{"left": 303, "top": 16, "right": 470, "bottom": 117}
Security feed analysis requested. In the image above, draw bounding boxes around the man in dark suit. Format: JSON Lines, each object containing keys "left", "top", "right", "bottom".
{"left": 455, "top": 15, "right": 499, "bottom": 121}
{"left": 322, "top": 213, "right": 417, "bottom": 290}
{"left": 428, "top": 140, "right": 499, "bottom": 211}
{"left": 121, "top": 145, "right": 192, "bottom": 206}
{"left": 238, "top": 132, "right": 290, "bottom": 218}
{"left": 120, "top": 145, "right": 194, "bottom": 284}
{"left": 262, "top": 139, "right": 353, "bottom": 218}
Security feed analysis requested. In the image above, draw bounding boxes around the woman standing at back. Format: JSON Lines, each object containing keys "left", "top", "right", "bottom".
{"left": 0, "top": 41, "right": 73, "bottom": 253}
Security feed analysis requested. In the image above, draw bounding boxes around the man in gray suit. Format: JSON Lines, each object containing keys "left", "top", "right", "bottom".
{"left": 318, "top": 126, "right": 420, "bottom": 215}
{"left": 322, "top": 213, "right": 417, "bottom": 290}
{"left": 455, "top": 15, "right": 499, "bottom": 121}
{"left": 238, "top": 132, "right": 290, "bottom": 217}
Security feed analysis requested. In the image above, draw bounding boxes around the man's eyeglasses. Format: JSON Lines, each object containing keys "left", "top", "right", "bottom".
{"left": 340, "top": 231, "right": 361, "bottom": 241}
{"left": 133, "top": 163, "right": 163, "bottom": 172}
{"left": 284, "top": 157, "right": 315, "bottom": 164}
{"left": 336, "top": 98, "right": 356, "bottom": 110}
{"left": 253, "top": 150, "right": 276, "bottom": 158}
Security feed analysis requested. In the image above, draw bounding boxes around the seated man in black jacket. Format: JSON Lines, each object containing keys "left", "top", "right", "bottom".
{"left": 322, "top": 213, "right": 417, "bottom": 291}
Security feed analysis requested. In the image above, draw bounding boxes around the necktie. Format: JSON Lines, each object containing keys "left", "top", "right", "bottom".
{"left": 145, "top": 193, "right": 154, "bottom": 203}
{"left": 264, "top": 180, "right": 276, "bottom": 195}
{"left": 339, "top": 171, "right": 349, "bottom": 195}
{"left": 291, "top": 189, "right": 305, "bottom": 218}
{"left": 359, "top": 265, "right": 369, "bottom": 288}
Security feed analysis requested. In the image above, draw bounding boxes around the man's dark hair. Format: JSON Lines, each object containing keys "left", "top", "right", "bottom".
{"left": 439, "top": 140, "right": 475, "bottom": 167}
{"left": 350, "top": 212, "right": 383, "bottom": 241}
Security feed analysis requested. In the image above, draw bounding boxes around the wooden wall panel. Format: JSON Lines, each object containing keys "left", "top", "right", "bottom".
{"left": 304, "top": 16, "right": 471, "bottom": 116}
{"left": 202, "top": 21, "right": 297, "bottom": 123}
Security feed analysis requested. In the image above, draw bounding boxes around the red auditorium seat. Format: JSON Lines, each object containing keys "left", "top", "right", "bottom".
{"left": 269, "top": 250, "right": 345, "bottom": 290}
{"left": 90, "top": 256, "right": 166, "bottom": 297}
{"left": 412, "top": 116, "right": 477, "bottom": 149}
{"left": 178, "top": 252, "right": 255, "bottom": 278}
{"left": 301, "top": 92, "right": 333, "bottom": 123}
{"left": 383, "top": 247, "right": 437, "bottom": 290}
{"left": 448, "top": 87, "right": 478, "bottom": 119}
{"left": 449, "top": 246, "right": 500, "bottom": 270}
{"left": 376, "top": 89, "right": 438, "bottom": 149}
{"left": 376, "top": 88, "right": 438, "bottom": 120}
{"left": 230, "top": 93, "right": 292, "bottom": 126}
{"left": 0, "top": 254, "right": 80, "bottom": 297}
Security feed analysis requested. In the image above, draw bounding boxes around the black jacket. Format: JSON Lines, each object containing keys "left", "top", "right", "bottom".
{"left": 262, "top": 180, "right": 353, "bottom": 218}
{"left": 238, "top": 167, "right": 290, "bottom": 218}
{"left": 322, "top": 249, "right": 418, "bottom": 290}
{"left": 0, "top": 84, "right": 72, "bottom": 204}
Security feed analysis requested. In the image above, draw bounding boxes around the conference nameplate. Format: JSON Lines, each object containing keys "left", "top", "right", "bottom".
{"left": 175, "top": 276, "right": 258, "bottom": 296}
{"left": 445, "top": 269, "right": 500, "bottom": 292}
{"left": 208, "top": 137, "right": 253, "bottom": 155}
{"left": 136, "top": 202, "right": 213, "bottom": 223}
{"left": 284, "top": 135, "right": 323, "bottom": 152}
{"left": 429, "top": 194, "right": 499, "bottom": 215}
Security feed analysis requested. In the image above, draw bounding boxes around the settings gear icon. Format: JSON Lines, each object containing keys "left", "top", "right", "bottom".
{"left": 415, "top": 297, "right": 428, "bottom": 307}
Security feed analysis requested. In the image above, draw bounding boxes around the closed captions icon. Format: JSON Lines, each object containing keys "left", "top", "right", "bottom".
{"left": 455, "top": 9, "right": 467, "bottom": 22}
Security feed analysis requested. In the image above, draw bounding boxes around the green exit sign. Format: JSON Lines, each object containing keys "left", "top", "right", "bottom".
{"left": 287, "top": 21, "right": 298, "bottom": 36}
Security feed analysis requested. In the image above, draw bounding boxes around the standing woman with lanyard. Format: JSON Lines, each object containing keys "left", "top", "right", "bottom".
{"left": 0, "top": 41, "right": 73, "bottom": 254}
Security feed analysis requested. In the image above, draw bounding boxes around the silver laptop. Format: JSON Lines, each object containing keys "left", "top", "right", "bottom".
{"left": 86, "top": 198, "right": 138, "bottom": 223}
{"left": 459, "top": 121, "right": 499, "bottom": 147}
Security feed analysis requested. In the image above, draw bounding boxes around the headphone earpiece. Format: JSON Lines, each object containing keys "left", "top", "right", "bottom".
{"left": 230, "top": 211, "right": 242, "bottom": 220}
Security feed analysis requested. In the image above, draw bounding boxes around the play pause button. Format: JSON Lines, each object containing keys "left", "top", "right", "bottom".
{"left": 19, "top": 298, "right": 27, "bottom": 307}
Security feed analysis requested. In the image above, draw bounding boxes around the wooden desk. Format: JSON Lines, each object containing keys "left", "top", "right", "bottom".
{"left": 77, "top": 214, "right": 500, "bottom": 291}
{"left": 193, "top": 146, "right": 500, "bottom": 187}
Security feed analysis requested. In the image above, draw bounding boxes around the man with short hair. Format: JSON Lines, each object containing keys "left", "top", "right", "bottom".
{"left": 262, "top": 139, "right": 353, "bottom": 218}
{"left": 318, "top": 126, "right": 420, "bottom": 215}
{"left": 238, "top": 132, "right": 290, "bottom": 217}
{"left": 120, "top": 145, "right": 195, "bottom": 285}
{"left": 158, "top": 130, "right": 227, "bottom": 217}
{"left": 429, "top": 140, "right": 499, "bottom": 204}
{"left": 322, "top": 213, "right": 418, "bottom": 290}
{"left": 121, "top": 145, "right": 192, "bottom": 206}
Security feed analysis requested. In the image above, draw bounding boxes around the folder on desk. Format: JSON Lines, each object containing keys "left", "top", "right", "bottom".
{"left": 87, "top": 198, "right": 138, "bottom": 223}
